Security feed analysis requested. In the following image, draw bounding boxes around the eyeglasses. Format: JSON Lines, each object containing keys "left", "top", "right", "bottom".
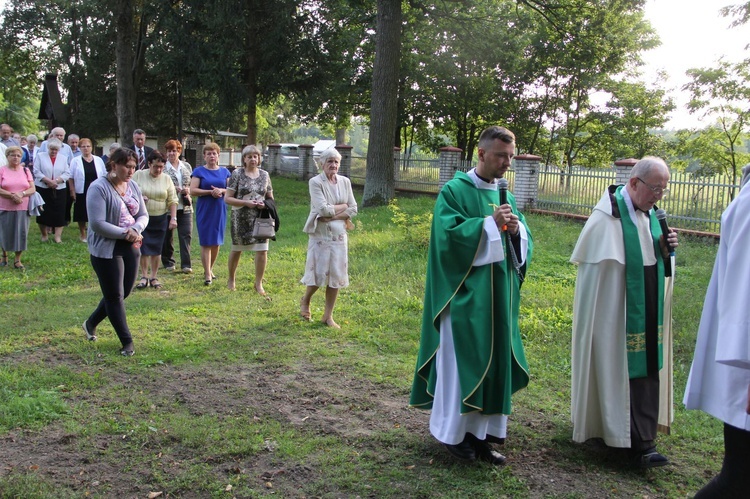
{"left": 637, "top": 177, "right": 669, "bottom": 197}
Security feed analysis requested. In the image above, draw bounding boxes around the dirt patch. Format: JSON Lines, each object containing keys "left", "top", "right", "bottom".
{"left": 1, "top": 357, "right": 667, "bottom": 497}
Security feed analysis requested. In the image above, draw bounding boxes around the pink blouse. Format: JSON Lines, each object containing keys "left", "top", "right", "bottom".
{"left": 0, "top": 166, "right": 33, "bottom": 211}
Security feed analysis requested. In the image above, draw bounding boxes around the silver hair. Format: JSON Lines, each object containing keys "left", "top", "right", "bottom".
{"left": 242, "top": 144, "right": 262, "bottom": 158}
{"left": 109, "top": 142, "right": 121, "bottom": 152}
{"left": 317, "top": 147, "right": 341, "bottom": 167}
{"left": 46, "top": 138, "right": 62, "bottom": 151}
{"left": 26, "top": 134, "right": 38, "bottom": 143}
{"left": 630, "top": 156, "right": 668, "bottom": 179}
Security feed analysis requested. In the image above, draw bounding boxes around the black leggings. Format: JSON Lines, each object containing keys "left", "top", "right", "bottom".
{"left": 88, "top": 239, "right": 140, "bottom": 347}
{"left": 694, "top": 423, "right": 750, "bottom": 498}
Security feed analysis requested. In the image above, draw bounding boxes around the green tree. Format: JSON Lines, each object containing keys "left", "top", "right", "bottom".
{"left": 684, "top": 60, "right": 750, "bottom": 197}
{"left": 603, "top": 76, "right": 674, "bottom": 160}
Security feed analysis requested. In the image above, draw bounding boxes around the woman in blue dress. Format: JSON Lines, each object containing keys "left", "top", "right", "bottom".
{"left": 190, "top": 143, "right": 231, "bottom": 285}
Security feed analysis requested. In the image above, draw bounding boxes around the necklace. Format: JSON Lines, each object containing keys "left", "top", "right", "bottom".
{"left": 109, "top": 178, "right": 127, "bottom": 196}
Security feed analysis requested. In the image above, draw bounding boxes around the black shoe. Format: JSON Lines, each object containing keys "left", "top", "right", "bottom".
{"left": 120, "top": 343, "right": 135, "bottom": 357}
{"left": 483, "top": 434, "right": 505, "bottom": 445}
{"left": 475, "top": 440, "right": 507, "bottom": 465}
{"left": 443, "top": 437, "right": 477, "bottom": 461}
{"left": 82, "top": 320, "right": 97, "bottom": 342}
{"left": 636, "top": 448, "right": 669, "bottom": 468}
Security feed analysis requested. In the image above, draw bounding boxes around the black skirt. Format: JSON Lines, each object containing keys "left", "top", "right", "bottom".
{"left": 140, "top": 213, "right": 169, "bottom": 256}
{"left": 36, "top": 186, "right": 67, "bottom": 228}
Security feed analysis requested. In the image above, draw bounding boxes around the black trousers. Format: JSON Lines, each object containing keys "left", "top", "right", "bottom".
{"left": 629, "top": 264, "right": 661, "bottom": 452}
{"left": 87, "top": 239, "right": 140, "bottom": 347}
{"left": 161, "top": 209, "right": 192, "bottom": 269}
{"left": 694, "top": 423, "right": 750, "bottom": 498}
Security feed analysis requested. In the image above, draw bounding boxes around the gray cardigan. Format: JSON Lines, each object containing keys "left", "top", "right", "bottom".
{"left": 86, "top": 177, "right": 149, "bottom": 258}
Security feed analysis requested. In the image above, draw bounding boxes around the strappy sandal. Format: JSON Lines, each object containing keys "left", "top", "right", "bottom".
{"left": 135, "top": 276, "right": 149, "bottom": 289}
{"left": 149, "top": 278, "right": 163, "bottom": 289}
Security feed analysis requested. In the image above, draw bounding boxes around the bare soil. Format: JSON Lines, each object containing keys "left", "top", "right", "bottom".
{"left": 1, "top": 354, "right": 672, "bottom": 498}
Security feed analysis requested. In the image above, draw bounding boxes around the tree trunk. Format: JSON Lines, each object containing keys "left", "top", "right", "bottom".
{"left": 362, "top": 0, "right": 401, "bottom": 207}
{"left": 115, "top": 0, "right": 136, "bottom": 145}
{"left": 335, "top": 128, "right": 347, "bottom": 145}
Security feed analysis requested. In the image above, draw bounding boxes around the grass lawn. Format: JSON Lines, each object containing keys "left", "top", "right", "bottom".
{"left": 0, "top": 176, "right": 722, "bottom": 497}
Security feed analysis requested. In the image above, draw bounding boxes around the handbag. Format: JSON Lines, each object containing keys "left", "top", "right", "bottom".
{"left": 252, "top": 210, "right": 276, "bottom": 239}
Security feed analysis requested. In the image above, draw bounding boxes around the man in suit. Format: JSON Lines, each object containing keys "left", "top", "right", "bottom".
{"left": 129, "top": 129, "right": 154, "bottom": 170}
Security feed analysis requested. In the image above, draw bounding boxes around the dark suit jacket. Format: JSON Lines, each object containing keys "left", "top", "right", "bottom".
{"left": 129, "top": 145, "right": 155, "bottom": 170}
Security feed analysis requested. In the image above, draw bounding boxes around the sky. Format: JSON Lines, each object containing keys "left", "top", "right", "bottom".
{"left": 641, "top": 0, "right": 750, "bottom": 129}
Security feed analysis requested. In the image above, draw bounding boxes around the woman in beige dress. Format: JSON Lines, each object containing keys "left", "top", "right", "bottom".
{"left": 300, "top": 148, "right": 357, "bottom": 328}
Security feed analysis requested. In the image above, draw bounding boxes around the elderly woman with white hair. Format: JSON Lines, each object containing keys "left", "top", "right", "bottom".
{"left": 224, "top": 145, "right": 275, "bottom": 294}
{"left": 33, "top": 138, "right": 71, "bottom": 243}
{"left": 299, "top": 148, "right": 357, "bottom": 328}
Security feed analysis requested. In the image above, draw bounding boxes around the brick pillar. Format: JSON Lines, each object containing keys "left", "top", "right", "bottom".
{"left": 266, "top": 144, "right": 281, "bottom": 174}
{"left": 393, "top": 147, "right": 401, "bottom": 182}
{"left": 336, "top": 145, "right": 353, "bottom": 178}
{"left": 438, "top": 147, "right": 462, "bottom": 190}
{"left": 298, "top": 144, "right": 314, "bottom": 181}
{"left": 513, "top": 154, "right": 541, "bottom": 211}
{"left": 614, "top": 158, "right": 638, "bottom": 186}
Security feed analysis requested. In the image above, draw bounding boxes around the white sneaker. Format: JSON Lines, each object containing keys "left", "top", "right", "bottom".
{"left": 181, "top": 267, "right": 193, "bottom": 274}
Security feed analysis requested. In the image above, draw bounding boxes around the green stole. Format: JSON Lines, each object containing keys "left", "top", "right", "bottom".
{"left": 613, "top": 186, "right": 665, "bottom": 378}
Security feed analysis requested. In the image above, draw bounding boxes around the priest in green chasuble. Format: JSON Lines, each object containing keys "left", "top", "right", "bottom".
{"left": 570, "top": 156, "right": 678, "bottom": 468}
{"left": 410, "top": 126, "right": 532, "bottom": 464}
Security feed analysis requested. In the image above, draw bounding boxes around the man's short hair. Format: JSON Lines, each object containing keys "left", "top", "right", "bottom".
{"left": 133, "top": 129, "right": 146, "bottom": 136}
{"left": 478, "top": 126, "right": 515, "bottom": 150}
{"left": 68, "top": 134, "right": 80, "bottom": 141}
{"left": 630, "top": 156, "right": 668, "bottom": 179}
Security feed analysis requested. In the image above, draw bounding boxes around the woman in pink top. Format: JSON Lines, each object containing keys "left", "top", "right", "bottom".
{"left": 0, "top": 146, "right": 36, "bottom": 269}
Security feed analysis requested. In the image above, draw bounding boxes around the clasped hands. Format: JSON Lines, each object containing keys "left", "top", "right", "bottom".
{"left": 493, "top": 204, "right": 519, "bottom": 235}
{"left": 209, "top": 185, "right": 224, "bottom": 198}
{"left": 9, "top": 191, "right": 25, "bottom": 205}
{"left": 124, "top": 227, "right": 142, "bottom": 244}
{"left": 246, "top": 199, "right": 265, "bottom": 208}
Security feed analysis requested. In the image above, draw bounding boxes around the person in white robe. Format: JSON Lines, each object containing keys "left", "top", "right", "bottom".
{"left": 570, "top": 157, "right": 678, "bottom": 468}
{"left": 684, "top": 182, "right": 750, "bottom": 497}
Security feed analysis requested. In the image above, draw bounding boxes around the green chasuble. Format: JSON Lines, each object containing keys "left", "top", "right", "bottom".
{"left": 409, "top": 171, "right": 532, "bottom": 415}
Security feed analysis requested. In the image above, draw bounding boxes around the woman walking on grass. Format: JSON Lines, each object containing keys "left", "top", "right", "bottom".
{"left": 299, "top": 148, "right": 357, "bottom": 328}
{"left": 83, "top": 148, "right": 148, "bottom": 356}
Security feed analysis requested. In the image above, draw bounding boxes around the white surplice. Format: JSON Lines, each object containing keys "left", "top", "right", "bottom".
{"left": 684, "top": 185, "right": 750, "bottom": 431}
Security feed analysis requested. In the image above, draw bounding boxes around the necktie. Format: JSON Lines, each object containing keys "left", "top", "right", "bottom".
{"left": 138, "top": 148, "right": 145, "bottom": 170}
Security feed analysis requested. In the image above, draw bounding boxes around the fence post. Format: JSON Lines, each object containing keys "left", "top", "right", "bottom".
{"left": 439, "top": 147, "right": 462, "bottom": 190}
{"left": 336, "top": 145, "right": 353, "bottom": 178}
{"left": 393, "top": 147, "right": 401, "bottom": 182}
{"left": 614, "top": 158, "right": 638, "bottom": 185}
{"left": 266, "top": 144, "right": 281, "bottom": 174}
{"left": 298, "top": 144, "right": 314, "bottom": 180}
{"left": 513, "top": 154, "right": 541, "bottom": 211}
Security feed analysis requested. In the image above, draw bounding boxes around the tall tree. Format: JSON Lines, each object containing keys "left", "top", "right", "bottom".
{"left": 684, "top": 60, "right": 750, "bottom": 197}
{"left": 603, "top": 77, "right": 674, "bottom": 159}
{"left": 362, "top": 0, "right": 401, "bottom": 206}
